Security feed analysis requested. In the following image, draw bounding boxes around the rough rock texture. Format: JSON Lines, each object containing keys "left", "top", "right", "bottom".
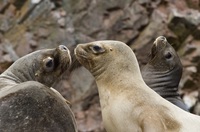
{"left": 0, "top": 0, "right": 200, "bottom": 131}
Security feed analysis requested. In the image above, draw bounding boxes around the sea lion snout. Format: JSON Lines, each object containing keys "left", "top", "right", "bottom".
{"left": 151, "top": 36, "right": 167, "bottom": 58}
{"left": 154, "top": 36, "right": 167, "bottom": 46}
{"left": 56, "top": 45, "right": 71, "bottom": 65}
{"left": 58, "top": 45, "right": 68, "bottom": 51}
{"left": 74, "top": 44, "right": 88, "bottom": 58}
{"left": 57, "top": 45, "right": 70, "bottom": 56}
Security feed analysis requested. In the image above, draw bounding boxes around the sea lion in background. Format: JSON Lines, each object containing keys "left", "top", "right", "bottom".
{"left": 141, "top": 36, "right": 188, "bottom": 111}
{"left": 75, "top": 40, "right": 200, "bottom": 132}
{"left": 0, "top": 45, "right": 77, "bottom": 132}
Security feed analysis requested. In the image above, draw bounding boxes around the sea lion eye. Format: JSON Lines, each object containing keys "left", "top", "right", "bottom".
{"left": 93, "top": 45, "right": 102, "bottom": 51}
{"left": 46, "top": 59, "right": 54, "bottom": 67}
{"left": 43, "top": 57, "right": 54, "bottom": 72}
{"left": 165, "top": 52, "right": 172, "bottom": 59}
{"left": 90, "top": 45, "right": 105, "bottom": 53}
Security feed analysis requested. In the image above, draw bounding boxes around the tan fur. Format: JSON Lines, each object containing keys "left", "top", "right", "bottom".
{"left": 75, "top": 40, "right": 200, "bottom": 132}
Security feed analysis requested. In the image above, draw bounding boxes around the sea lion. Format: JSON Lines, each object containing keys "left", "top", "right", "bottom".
{"left": 75, "top": 40, "right": 200, "bottom": 132}
{"left": 141, "top": 36, "right": 188, "bottom": 111}
{"left": 0, "top": 45, "right": 77, "bottom": 132}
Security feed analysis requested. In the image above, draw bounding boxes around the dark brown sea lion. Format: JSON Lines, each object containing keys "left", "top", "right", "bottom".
{"left": 0, "top": 45, "right": 77, "bottom": 132}
{"left": 75, "top": 40, "right": 200, "bottom": 132}
{"left": 141, "top": 36, "right": 188, "bottom": 111}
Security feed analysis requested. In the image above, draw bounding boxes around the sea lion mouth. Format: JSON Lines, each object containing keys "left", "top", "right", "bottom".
{"left": 151, "top": 36, "right": 167, "bottom": 59}
{"left": 74, "top": 45, "right": 88, "bottom": 59}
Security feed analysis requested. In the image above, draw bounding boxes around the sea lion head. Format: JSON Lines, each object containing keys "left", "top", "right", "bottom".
{"left": 74, "top": 40, "right": 142, "bottom": 80}
{"left": 2, "top": 45, "right": 71, "bottom": 87}
{"left": 142, "top": 36, "right": 182, "bottom": 93}
{"left": 149, "top": 36, "right": 182, "bottom": 73}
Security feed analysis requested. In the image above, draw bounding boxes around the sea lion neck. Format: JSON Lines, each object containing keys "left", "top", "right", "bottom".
{"left": 94, "top": 50, "right": 145, "bottom": 89}
{"left": 0, "top": 51, "right": 41, "bottom": 84}
{"left": 0, "top": 58, "right": 37, "bottom": 89}
{"left": 142, "top": 63, "right": 182, "bottom": 97}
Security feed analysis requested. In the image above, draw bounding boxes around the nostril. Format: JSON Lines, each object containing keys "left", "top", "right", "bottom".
{"left": 59, "top": 45, "right": 68, "bottom": 51}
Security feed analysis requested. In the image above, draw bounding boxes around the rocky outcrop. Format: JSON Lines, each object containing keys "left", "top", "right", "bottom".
{"left": 0, "top": 0, "right": 200, "bottom": 131}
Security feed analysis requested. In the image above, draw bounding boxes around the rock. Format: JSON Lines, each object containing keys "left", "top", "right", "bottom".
{"left": 75, "top": 101, "right": 104, "bottom": 132}
{"left": 53, "top": 76, "right": 74, "bottom": 100}
{"left": 60, "top": 9, "right": 67, "bottom": 17}
{"left": 37, "top": 27, "right": 50, "bottom": 38}
{"left": 2, "top": 54, "right": 12, "bottom": 63}
{"left": 51, "top": 10, "right": 61, "bottom": 20}
{"left": 69, "top": 66, "right": 95, "bottom": 103}
{"left": 105, "top": 1, "right": 149, "bottom": 43}
{"left": 130, "top": 7, "right": 167, "bottom": 50}
{"left": 192, "top": 26, "right": 200, "bottom": 40}
{"left": 25, "top": 0, "right": 52, "bottom": 23}
{"left": 0, "top": 15, "right": 10, "bottom": 32}
{"left": 183, "top": 43, "right": 197, "bottom": 55}
{"left": 29, "top": 39, "right": 38, "bottom": 48}
{"left": 2, "top": 41, "right": 19, "bottom": 61}
{"left": 58, "top": 18, "right": 66, "bottom": 28}
{"left": 186, "top": 0, "right": 200, "bottom": 10}
{"left": 182, "top": 90, "right": 198, "bottom": 108}
{"left": 74, "top": 33, "right": 94, "bottom": 44}
{"left": 168, "top": 8, "right": 200, "bottom": 43}
{"left": 169, "top": 0, "right": 188, "bottom": 11}
{"left": 15, "top": 40, "right": 32, "bottom": 57}
{"left": 0, "top": 1, "right": 9, "bottom": 13}
{"left": 182, "top": 76, "right": 198, "bottom": 91}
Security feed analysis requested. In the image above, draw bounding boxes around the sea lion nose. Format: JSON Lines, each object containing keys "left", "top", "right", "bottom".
{"left": 153, "top": 36, "right": 167, "bottom": 46}
{"left": 156, "top": 36, "right": 166, "bottom": 43}
{"left": 58, "top": 45, "right": 68, "bottom": 51}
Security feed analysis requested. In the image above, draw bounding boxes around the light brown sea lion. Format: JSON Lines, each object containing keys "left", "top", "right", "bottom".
{"left": 75, "top": 40, "right": 200, "bottom": 132}
{"left": 0, "top": 45, "right": 77, "bottom": 132}
{"left": 142, "top": 36, "right": 188, "bottom": 111}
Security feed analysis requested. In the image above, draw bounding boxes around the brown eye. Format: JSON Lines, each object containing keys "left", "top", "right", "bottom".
{"left": 43, "top": 57, "right": 54, "bottom": 72}
{"left": 165, "top": 52, "right": 172, "bottom": 59}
